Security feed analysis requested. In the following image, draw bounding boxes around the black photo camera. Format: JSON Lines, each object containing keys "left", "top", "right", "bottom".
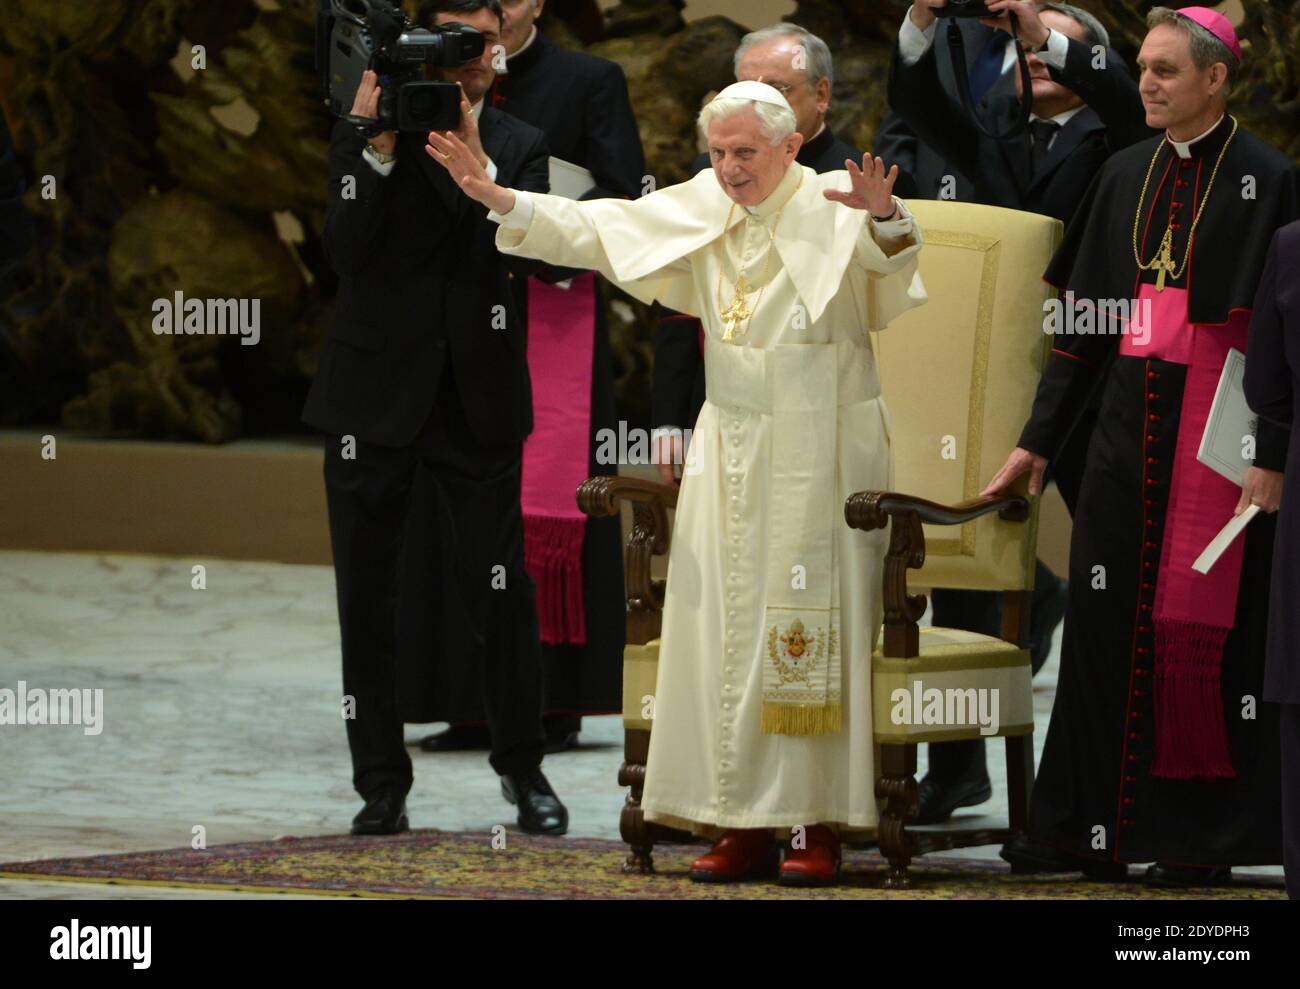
{"left": 935, "top": 1, "right": 994, "bottom": 16}
{"left": 315, "top": 0, "right": 487, "bottom": 136}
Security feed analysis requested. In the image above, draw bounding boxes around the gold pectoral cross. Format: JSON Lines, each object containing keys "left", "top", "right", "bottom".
{"left": 720, "top": 280, "right": 752, "bottom": 343}
{"left": 1153, "top": 228, "right": 1176, "bottom": 292}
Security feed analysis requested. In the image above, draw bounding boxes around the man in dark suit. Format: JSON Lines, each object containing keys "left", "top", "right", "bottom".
{"left": 886, "top": 0, "right": 1153, "bottom": 824}
{"left": 891, "top": 0, "right": 1151, "bottom": 226}
{"left": 651, "top": 24, "right": 867, "bottom": 478}
{"left": 303, "top": 0, "right": 569, "bottom": 837}
{"left": 411, "top": 0, "right": 645, "bottom": 754}
{"left": 873, "top": 7, "right": 1017, "bottom": 204}
{"left": 1245, "top": 219, "right": 1300, "bottom": 899}
{"left": 0, "top": 106, "right": 34, "bottom": 275}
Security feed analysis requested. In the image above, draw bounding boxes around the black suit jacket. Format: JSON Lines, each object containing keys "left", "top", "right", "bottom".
{"left": 874, "top": 17, "right": 1009, "bottom": 202}
{"left": 889, "top": 33, "right": 1152, "bottom": 224}
{"left": 651, "top": 127, "right": 863, "bottom": 433}
{"left": 303, "top": 109, "right": 550, "bottom": 449}
{"left": 490, "top": 31, "right": 645, "bottom": 288}
{"left": 490, "top": 32, "right": 644, "bottom": 201}
{"left": 0, "top": 108, "right": 34, "bottom": 275}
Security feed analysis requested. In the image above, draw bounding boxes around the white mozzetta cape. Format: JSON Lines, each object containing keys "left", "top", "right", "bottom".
{"left": 494, "top": 163, "right": 927, "bottom": 832}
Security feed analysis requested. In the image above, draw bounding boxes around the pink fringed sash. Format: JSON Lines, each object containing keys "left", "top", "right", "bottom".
{"left": 522, "top": 273, "right": 597, "bottom": 645}
{"left": 1124, "top": 285, "right": 1250, "bottom": 779}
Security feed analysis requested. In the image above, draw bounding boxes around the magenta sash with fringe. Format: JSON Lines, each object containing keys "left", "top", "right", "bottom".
{"left": 1124, "top": 284, "right": 1250, "bottom": 779}
{"left": 521, "top": 273, "right": 596, "bottom": 645}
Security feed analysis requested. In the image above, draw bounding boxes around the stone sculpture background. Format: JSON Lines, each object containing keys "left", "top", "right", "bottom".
{"left": 0, "top": 0, "right": 1295, "bottom": 440}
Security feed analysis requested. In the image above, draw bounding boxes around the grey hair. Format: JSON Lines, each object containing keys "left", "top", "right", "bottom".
{"left": 734, "top": 24, "right": 834, "bottom": 89}
{"left": 1147, "top": 5, "right": 1240, "bottom": 95}
{"left": 1041, "top": 3, "right": 1110, "bottom": 49}
{"left": 697, "top": 97, "right": 798, "bottom": 147}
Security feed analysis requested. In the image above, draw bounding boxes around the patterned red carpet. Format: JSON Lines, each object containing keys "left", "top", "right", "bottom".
{"left": 0, "top": 830, "right": 1285, "bottom": 899}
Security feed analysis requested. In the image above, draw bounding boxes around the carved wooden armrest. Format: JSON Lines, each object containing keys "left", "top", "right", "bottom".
{"left": 577, "top": 476, "right": 679, "bottom": 631}
{"left": 843, "top": 491, "right": 1030, "bottom": 658}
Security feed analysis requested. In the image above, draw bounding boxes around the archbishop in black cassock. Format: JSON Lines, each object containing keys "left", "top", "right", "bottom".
{"left": 1005, "top": 111, "right": 1298, "bottom": 876}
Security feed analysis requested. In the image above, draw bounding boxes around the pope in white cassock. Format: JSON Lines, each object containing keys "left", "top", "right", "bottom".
{"left": 428, "top": 81, "right": 927, "bottom": 887}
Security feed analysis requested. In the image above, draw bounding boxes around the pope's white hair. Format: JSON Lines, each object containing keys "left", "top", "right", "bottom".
{"left": 697, "top": 97, "right": 797, "bottom": 147}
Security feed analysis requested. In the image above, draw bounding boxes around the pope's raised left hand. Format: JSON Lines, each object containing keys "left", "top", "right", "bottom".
{"left": 823, "top": 154, "right": 900, "bottom": 220}
{"left": 453, "top": 83, "right": 489, "bottom": 170}
{"left": 1235, "top": 466, "right": 1283, "bottom": 515}
{"left": 426, "top": 128, "right": 515, "bottom": 215}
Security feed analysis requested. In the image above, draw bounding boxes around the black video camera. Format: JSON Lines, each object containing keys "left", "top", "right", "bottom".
{"left": 315, "top": 0, "right": 487, "bottom": 136}
{"left": 935, "top": 1, "right": 994, "bottom": 16}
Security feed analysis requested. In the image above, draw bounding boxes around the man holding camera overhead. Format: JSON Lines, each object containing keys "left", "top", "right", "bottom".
{"left": 304, "top": 0, "right": 571, "bottom": 838}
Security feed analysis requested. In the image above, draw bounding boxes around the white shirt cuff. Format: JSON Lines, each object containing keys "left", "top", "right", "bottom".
{"left": 1038, "top": 28, "right": 1070, "bottom": 71}
{"left": 872, "top": 196, "right": 915, "bottom": 238}
{"left": 488, "top": 190, "right": 534, "bottom": 229}
{"left": 899, "top": 8, "right": 937, "bottom": 65}
{"left": 362, "top": 145, "right": 396, "bottom": 176}
{"left": 484, "top": 156, "right": 498, "bottom": 183}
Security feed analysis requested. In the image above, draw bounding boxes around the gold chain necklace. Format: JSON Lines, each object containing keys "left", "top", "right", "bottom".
{"left": 1131, "top": 116, "right": 1237, "bottom": 292}
{"left": 715, "top": 171, "right": 802, "bottom": 343}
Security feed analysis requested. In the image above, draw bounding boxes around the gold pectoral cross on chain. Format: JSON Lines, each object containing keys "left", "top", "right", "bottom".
{"left": 1153, "top": 228, "right": 1176, "bottom": 292}
{"left": 720, "top": 279, "right": 752, "bottom": 343}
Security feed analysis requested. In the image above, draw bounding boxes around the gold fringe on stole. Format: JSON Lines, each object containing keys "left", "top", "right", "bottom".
{"left": 760, "top": 702, "right": 843, "bottom": 736}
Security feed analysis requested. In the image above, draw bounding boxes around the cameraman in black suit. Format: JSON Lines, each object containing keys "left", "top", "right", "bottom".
{"left": 303, "top": 0, "right": 569, "bottom": 837}
{"left": 886, "top": 0, "right": 1153, "bottom": 825}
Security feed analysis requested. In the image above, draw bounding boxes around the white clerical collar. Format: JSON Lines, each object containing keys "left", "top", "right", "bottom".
{"left": 810, "top": 121, "right": 826, "bottom": 142}
{"left": 1169, "top": 115, "right": 1225, "bottom": 159}
{"left": 508, "top": 25, "right": 538, "bottom": 62}
{"left": 472, "top": 99, "right": 484, "bottom": 119}
{"left": 743, "top": 161, "right": 803, "bottom": 219}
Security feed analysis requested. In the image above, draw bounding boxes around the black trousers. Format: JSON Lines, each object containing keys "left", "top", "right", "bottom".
{"left": 324, "top": 376, "right": 545, "bottom": 800}
{"left": 1283, "top": 704, "right": 1300, "bottom": 900}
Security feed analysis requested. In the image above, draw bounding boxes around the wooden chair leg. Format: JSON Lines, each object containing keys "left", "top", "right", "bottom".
{"left": 1004, "top": 732, "right": 1035, "bottom": 832}
{"left": 875, "top": 742, "right": 919, "bottom": 889}
{"left": 618, "top": 727, "right": 654, "bottom": 873}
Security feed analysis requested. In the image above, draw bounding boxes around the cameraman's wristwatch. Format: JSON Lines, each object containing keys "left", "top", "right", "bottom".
{"left": 366, "top": 143, "right": 396, "bottom": 165}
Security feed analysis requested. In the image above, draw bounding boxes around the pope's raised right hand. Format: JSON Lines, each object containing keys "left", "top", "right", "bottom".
{"left": 426, "top": 129, "right": 516, "bottom": 215}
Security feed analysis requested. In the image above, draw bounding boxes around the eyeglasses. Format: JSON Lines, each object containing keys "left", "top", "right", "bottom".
{"left": 761, "top": 80, "right": 810, "bottom": 97}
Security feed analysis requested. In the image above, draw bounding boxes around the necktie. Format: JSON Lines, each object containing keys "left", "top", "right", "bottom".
{"left": 1029, "top": 119, "right": 1061, "bottom": 169}
{"left": 968, "top": 33, "right": 1010, "bottom": 104}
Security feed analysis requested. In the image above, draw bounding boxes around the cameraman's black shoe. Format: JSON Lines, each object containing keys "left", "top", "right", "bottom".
{"left": 351, "top": 792, "right": 409, "bottom": 836}
{"left": 501, "top": 768, "right": 568, "bottom": 836}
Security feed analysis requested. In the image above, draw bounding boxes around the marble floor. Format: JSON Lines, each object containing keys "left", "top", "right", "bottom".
{"left": 0, "top": 550, "right": 1281, "bottom": 898}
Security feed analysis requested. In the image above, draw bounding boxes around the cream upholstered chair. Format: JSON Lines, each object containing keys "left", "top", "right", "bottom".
{"left": 845, "top": 199, "right": 1063, "bottom": 887}
{"left": 580, "top": 199, "right": 1063, "bottom": 879}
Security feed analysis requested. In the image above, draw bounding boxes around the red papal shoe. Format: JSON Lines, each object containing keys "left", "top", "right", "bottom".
{"left": 689, "top": 829, "right": 779, "bottom": 883}
{"left": 779, "top": 824, "right": 841, "bottom": 887}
